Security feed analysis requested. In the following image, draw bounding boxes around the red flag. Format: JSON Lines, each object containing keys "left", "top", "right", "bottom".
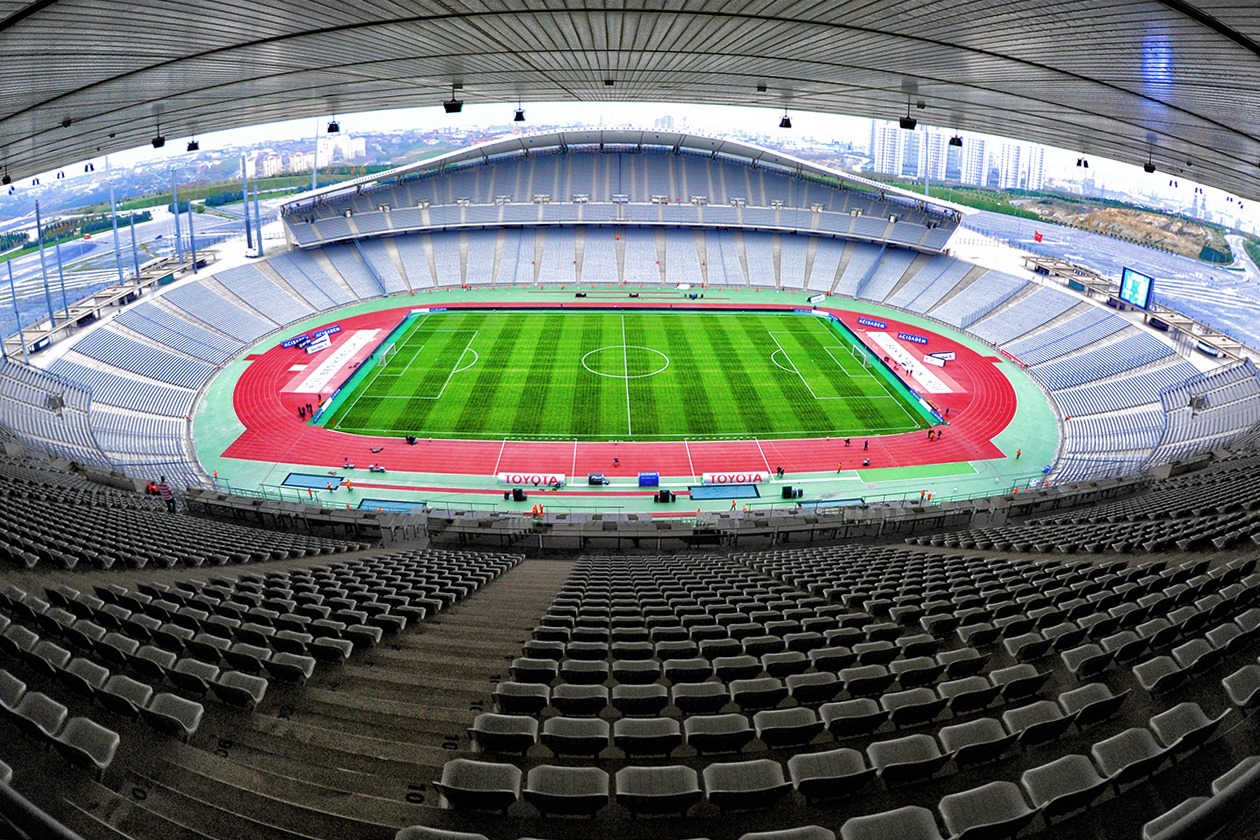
{"left": 1033, "top": 231, "right": 1043, "bottom": 243}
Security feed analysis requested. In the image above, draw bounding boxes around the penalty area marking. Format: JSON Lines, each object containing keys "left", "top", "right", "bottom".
{"left": 371, "top": 332, "right": 479, "bottom": 401}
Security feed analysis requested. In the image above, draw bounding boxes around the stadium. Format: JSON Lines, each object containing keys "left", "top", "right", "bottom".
{"left": 3, "top": 4, "right": 1260, "bottom": 840}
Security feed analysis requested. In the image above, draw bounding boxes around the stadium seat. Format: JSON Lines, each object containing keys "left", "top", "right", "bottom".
{"left": 141, "top": 693, "right": 204, "bottom": 742}
{"left": 614, "top": 765, "right": 702, "bottom": 816}
{"left": 1091, "top": 727, "right": 1170, "bottom": 788}
{"left": 1021, "top": 754, "right": 1109, "bottom": 823}
{"left": 434, "top": 759, "right": 522, "bottom": 813}
{"left": 841, "top": 805, "right": 945, "bottom": 840}
{"left": 684, "top": 713, "right": 756, "bottom": 755}
{"left": 1148, "top": 702, "right": 1230, "bottom": 755}
{"left": 702, "top": 759, "right": 792, "bottom": 813}
{"left": 523, "top": 765, "right": 608, "bottom": 817}
{"left": 541, "top": 716, "right": 609, "bottom": 757}
{"left": 612, "top": 717, "right": 682, "bottom": 756}
{"left": 53, "top": 717, "right": 120, "bottom": 779}
{"left": 753, "top": 707, "right": 824, "bottom": 748}
{"left": 867, "top": 733, "right": 951, "bottom": 787}
{"left": 97, "top": 675, "right": 153, "bottom": 719}
{"left": 1003, "top": 700, "right": 1075, "bottom": 747}
{"left": 938, "top": 717, "right": 1017, "bottom": 768}
{"left": 1059, "top": 683, "right": 1130, "bottom": 729}
{"left": 937, "top": 780, "right": 1037, "bottom": 840}
{"left": 787, "top": 748, "right": 876, "bottom": 804}
{"left": 468, "top": 713, "right": 539, "bottom": 755}
{"left": 820, "top": 698, "right": 889, "bottom": 739}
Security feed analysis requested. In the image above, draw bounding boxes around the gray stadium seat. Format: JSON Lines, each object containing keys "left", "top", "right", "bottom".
{"left": 53, "top": 717, "right": 120, "bottom": 779}
{"left": 434, "top": 758, "right": 522, "bottom": 812}
{"left": 142, "top": 693, "right": 204, "bottom": 742}
{"left": 786, "top": 748, "right": 875, "bottom": 804}
{"left": 612, "top": 717, "right": 682, "bottom": 757}
{"left": 1021, "top": 754, "right": 1109, "bottom": 823}
{"left": 841, "top": 805, "right": 944, "bottom": 840}
{"left": 937, "top": 780, "right": 1037, "bottom": 840}
{"left": 938, "top": 717, "right": 1017, "bottom": 768}
{"left": 702, "top": 758, "right": 792, "bottom": 812}
{"left": 1148, "top": 702, "right": 1230, "bottom": 755}
{"left": 468, "top": 713, "right": 539, "bottom": 755}
{"left": 1091, "top": 727, "right": 1170, "bottom": 788}
{"left": 523, "top": 765, "right": 609, "bottom": 817}
{"left": 867, "top": 733, "right": 951, "bottom": 787}
{"left": 614, "top": 765, "right": 702, "bottom": 816}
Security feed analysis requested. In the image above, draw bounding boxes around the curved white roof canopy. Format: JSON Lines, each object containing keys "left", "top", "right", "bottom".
{"left": 2, "top": 1, "right": 1258, "bottom": 198}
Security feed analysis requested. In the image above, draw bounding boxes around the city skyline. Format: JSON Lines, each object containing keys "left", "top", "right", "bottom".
{"left": 2, "top": 100, "right": 1255, "bottom": 234}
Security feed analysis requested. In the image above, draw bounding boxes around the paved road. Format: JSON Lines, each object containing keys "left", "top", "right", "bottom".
{"left": 962, "top": 210, "right": 1260, "bottom": 350}
{"left": 1, "top": 209, "right": 248, "bottom": 336}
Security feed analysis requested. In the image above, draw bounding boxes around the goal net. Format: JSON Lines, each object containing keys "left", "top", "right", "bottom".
{"left": 849, "top": 343, "right": 871, "bottom": 369}
{"left": 380, "top": 344, "right": 399, "bottom": 368}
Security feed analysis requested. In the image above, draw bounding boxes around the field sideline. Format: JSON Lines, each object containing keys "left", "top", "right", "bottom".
{"left": 324, "top": 310, "right": 929, "bottom": 441}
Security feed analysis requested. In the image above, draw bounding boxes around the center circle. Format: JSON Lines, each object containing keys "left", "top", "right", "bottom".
{"left": 581, "top": 345, "right": 670, "bottom": 379}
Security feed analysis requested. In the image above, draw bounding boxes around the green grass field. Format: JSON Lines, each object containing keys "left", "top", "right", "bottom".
{"left": 324, "top": 310, "right": 929, "bottom": 440}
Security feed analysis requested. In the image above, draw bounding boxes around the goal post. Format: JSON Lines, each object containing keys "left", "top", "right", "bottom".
{"left": 380, "top": 344, "right": 399, "bottom": 368}
{"left": 849, "top": 342, "right": 871, "bottom": 369}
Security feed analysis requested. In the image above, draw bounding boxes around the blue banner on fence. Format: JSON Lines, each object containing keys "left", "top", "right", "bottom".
{"left": 313, "top": 324, "right": 342, "bottom": 339}
{"left": 281, "top": 334, "right": 309, "bottom": 348}
{"left": 898, "top": 332, "right": 929, "bottom": 345}
{"left": 857, "top": 317, "right": 887, "bottom": 329}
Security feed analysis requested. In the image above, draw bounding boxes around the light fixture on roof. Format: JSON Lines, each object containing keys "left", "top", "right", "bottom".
{"left": 779, "top": 110, "right": 792, "bottom": 129}
{"left": 1076, "top": 157, "right": 1090, "bottom": 168}
{"left": 327, "top": 117, "right": 340, "bottom": 134}
{"left": 56, "top": 171, "right": 64, "bottom": 179}
{"left": 84, "top": 162, "right": 94, "bottom": 173}
{"left": 604, "top": 78, "right": 615, "bottom": 87}
{"left": 186, "top": 138, "right": 199, "bottom": 152}
{"left": 1, "top": 170, "right": 10, "bottom": 186}
{"left": 151, "top": 122, "right": 165, "bottom": 149}
{"left": 898, "top": 100, "right": 917, "bottom": 131}
{"left": 443, "top": 85, "right": 464, "bottom": 114}
{"left": 948, "top": 135, "right": 963, "bottom": 147}
{"left": 513, "top": 101, "right": 525, "bottom": 122}
{"left": 31, "top": 177, "right": 39, "bottom": 186}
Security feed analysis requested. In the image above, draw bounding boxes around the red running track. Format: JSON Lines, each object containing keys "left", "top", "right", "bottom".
{"left": 221, "top": 303, "right": 1015, "bottom": 480}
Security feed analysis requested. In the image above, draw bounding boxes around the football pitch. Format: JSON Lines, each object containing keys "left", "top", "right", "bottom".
{"left": 323, "top": 310, "right": 930, "bottom": 441}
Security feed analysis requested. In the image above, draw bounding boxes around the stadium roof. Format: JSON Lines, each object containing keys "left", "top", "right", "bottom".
{"left": 283, "top": 128, "right": 970, "bottom": 216}
{"left": 3, "top": 1, "right": 1260, "bottom": 199}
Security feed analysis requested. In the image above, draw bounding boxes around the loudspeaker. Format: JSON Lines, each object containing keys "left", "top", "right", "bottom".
{"left": 782, "top": 486, "right": 795, "bottom": 499}
{"left": 512, "top": 488, "right": 527, "bottom": 502}
{"left": 405, "top": 435, "right": 417, "bottom": 445}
